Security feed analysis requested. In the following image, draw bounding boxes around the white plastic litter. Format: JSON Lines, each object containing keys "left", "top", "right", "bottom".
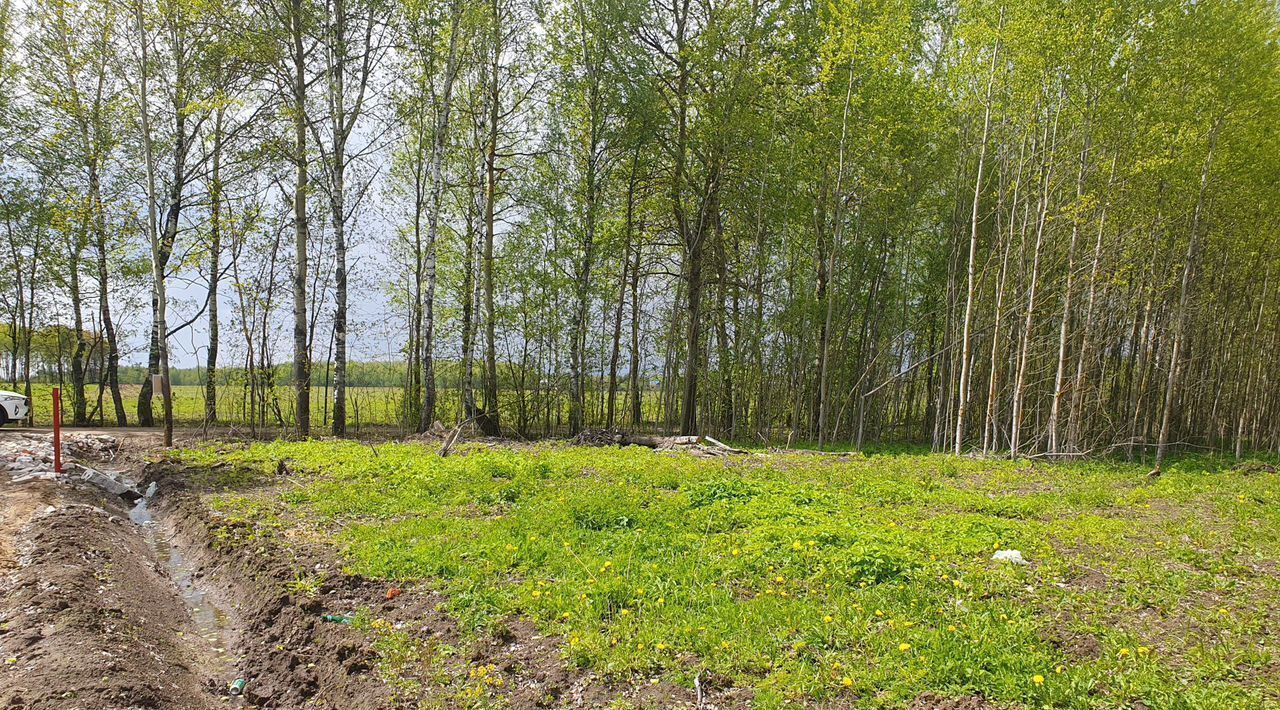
{"left": 991, "top": 549, "right": 1027, "bottom": 565}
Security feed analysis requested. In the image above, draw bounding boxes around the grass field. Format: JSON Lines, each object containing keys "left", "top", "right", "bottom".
{"left": 19, "top": 383, "right": 407, "bottom": 428}
{"left": 169, "top": 442, "right": 1280, "bottom": 708}
{"left": 19, "top": 382, "right": 666, "bottom": 432}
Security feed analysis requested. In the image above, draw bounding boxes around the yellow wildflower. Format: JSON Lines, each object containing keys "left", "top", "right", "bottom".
{"left": 1033, "top": 674, "right": 1044, "bottom": 686}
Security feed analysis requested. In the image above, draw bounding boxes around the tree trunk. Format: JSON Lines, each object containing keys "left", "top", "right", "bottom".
{"left": 291, "top": 0, "right": 311, "bottom": 437}
{"left": 1155, "top": 119, "right": 1220, "bottom": 471}
{"left": 205, "top": 108, "right": 224, "bottom": 428}
{"left": 955, "top": 27, "right": 1000, "bottom": 455}
{"left": 479, "top": 5, "right": 501, "bottom": 436}
{"left": 418, "top": 1, "right": 463, "bottom": 432}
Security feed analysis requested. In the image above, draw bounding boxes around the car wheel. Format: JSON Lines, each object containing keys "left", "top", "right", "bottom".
{"left": 0, "top": 406, "right": 8, "bottom": 427}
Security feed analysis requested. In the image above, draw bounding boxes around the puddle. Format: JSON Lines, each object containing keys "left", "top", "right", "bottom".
{"left": 130, "top": 484, "right": 242, "bottom": 694}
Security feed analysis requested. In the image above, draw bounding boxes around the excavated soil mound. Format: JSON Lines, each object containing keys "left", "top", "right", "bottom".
{"left": 0, "top": 491, "right": 221, "bottom": 709}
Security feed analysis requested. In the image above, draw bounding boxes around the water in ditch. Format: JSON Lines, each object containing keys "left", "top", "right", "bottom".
{"left": 129, "top": 483, "right": 242, "bottom": 697}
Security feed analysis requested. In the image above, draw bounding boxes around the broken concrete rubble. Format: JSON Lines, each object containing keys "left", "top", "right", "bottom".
{"left": 2, "top": 432, "right": 141, "bottom": 502}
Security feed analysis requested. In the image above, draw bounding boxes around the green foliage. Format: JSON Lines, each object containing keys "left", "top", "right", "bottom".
{"left": 179, "top": 441, "right": 1280, "bottom": 707}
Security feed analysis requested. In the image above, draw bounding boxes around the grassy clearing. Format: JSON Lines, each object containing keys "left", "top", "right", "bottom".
{"left": 172, "top": 442, "right": 1280, "bottom": 708}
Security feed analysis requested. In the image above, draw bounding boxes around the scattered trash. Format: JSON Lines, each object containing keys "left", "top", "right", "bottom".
{"left": 992, "top": 549, "right": 1027, "bottom": 565}
{"left": 229, "top": 678, "right": 247, "bottom": 696}
{"left": 385, "top": 587, "right": 402, "bottom": 600}
{"left": 321, "top": 614, "right": 354, "bottom": 624}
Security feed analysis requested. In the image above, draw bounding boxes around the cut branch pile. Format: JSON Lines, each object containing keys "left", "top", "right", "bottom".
{"left": 572, "top": 429, "right": 747, "bottom": 457}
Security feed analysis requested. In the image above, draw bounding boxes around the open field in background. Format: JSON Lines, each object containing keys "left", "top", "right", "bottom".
{"left": 16, "top": 383, "right": 674, "bottom": 433}
{"left": 17, "top": 383, "right": 407, "bottom": 428}
{"left": 172, "top": 442, "right": 1280, "bottom": 708}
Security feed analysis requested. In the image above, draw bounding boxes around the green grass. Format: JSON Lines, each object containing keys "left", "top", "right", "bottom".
{"left": 19, "top": 383, "right": 407, "bottom": 428}
{"left": 171, "top": 442, "right": 1280, "bottom": 708}
{"left": 20, "top": 381, "right": 668, "bottom": 431}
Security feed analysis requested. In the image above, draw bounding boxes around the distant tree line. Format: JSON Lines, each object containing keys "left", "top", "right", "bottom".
{"left": 1, "top": 0, "right": 1278, "bottom": 464}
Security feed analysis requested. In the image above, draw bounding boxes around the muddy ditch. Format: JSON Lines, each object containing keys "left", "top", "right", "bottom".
{"left": 3, "top": 449, "right": 752, "bottom": 708}
{"left": 0, "top": 485, "right": 226, "bottom": 709}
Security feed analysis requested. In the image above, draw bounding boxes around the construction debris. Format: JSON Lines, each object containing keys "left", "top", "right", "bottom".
{"left": 2, "top": 432, "right": 141, "bottom": 502}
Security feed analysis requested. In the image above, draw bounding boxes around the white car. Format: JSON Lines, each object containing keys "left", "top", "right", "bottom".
{"left": 0, "top": 390, "right": 31, "bottom": 426}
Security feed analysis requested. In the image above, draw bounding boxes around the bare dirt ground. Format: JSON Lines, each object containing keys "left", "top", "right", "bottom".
{"left": 0, "top": 430, "right": 228, "bottom": 709}
{"left": 0, "top": 429, "right": 416, "bottom": 709}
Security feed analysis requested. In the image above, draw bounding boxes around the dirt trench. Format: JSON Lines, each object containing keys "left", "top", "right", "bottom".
{"left": 0, "top": 479, "right": 225, "bottom": 709}
{"left": 0, "top": 452, "right": 402, "bottom": 710}
{"left": 0, "top": 444, "right": 756, "bottom": 709}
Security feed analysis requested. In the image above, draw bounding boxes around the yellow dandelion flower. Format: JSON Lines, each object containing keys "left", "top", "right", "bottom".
{"left": 898, "top": 643, "right": 912, "bottom": 652}
{"left": 720, "top": 641, "right": 731, "bottom": 650}
{"left": 841, "top": 676, "right": 853, "bottom": 687}
{"left": 1055, "top": 665, "right": 1065, "bottom": 674}
{"left": 731, "top": 548, "right": 741, "bottom": 557}
{"left": 619, "top": 608, "right": 630, "bottom": 616}
{"left": 1137, "top": 646, "right": 1150, "bottom": 656}
{"left": 792, "top": 542, "right": 803, "bottom": 551}
{"left": 1117, "top": 647, "right": 1131, "bottom": 658}
{"left": 824, "top": 615, "right": 835, "bottom": 623}
{"left": 656, "top": 643, "right": 668, "bottom": 651}
{"left": 1033, "top": 674, "right": 1044, "bottom": 686}
{"left": 947, "top": 625, "right": 957, "bottom": 632}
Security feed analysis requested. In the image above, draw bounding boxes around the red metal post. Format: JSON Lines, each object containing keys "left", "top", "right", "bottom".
{"left": 52, "top": 387, "right": 62, "bottom": 474}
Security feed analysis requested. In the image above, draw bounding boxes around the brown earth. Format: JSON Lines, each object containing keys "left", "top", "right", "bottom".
{"left": 0, "top": 481, "right": 223, "bottom": 709}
